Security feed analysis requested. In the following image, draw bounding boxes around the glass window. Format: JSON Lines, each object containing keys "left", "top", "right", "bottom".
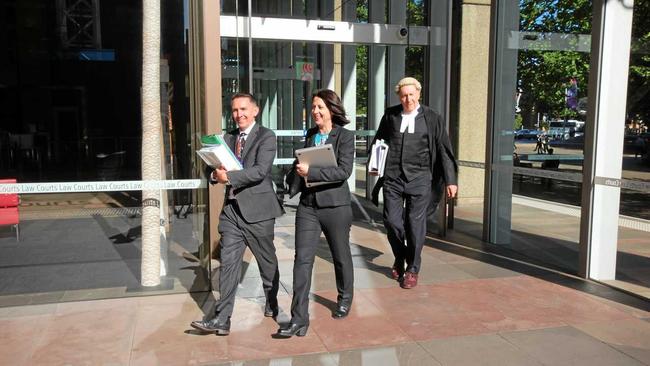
{"left": 221, "top": 0, "right": 360, "bottom": 21}
{"left": 483, "top": 0, "right": 592, "bottom": 274}
{"left": 0, "top": 0, "right": 210, "bottom": 305}
{"left": 613, "top": 0, "right": 650, "bottom": 298}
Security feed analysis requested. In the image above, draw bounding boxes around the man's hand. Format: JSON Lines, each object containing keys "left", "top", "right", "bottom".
{"left": 296, "top": 163, "right": 309, "bottom": 177}
{"left": 212, "top": 167, "right": 230, "bottom": 184}
{"left": 447, "top": 184, "right": 458, "bottom": 199}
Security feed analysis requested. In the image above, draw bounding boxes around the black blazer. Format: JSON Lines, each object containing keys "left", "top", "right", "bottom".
{"left": 287, "top": 124, "right": 355, "bottom": 207}
{"left": 369, "top": 104, "right": 458, "bottom": 207}
{"left": 215, "top": 123, "right": 284, "bottom": 223}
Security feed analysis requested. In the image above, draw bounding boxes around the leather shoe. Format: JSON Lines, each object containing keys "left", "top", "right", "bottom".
{"left": 391, "top": 266, "right": 404, "bottom": 281}
{"left": 264, "top": 305, "right": 279, "bottom": 318}
{"left": 190, "top": 317, "right": 230, "bottom": 335}
{"left": 332, "top": 304, "right": 350, "bottom": 319}
{"left": 275, "top": 323, "right": 309, "bottom": 338}
{"left": 400, "top": 271, "right": 418, "bottom": 289}
{"left": 264, "top": 299, "right": 279, "bottom": 317}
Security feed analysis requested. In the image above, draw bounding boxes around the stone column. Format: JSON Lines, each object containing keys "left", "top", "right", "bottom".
{"left": 457, "top": 0, "right": 492, "bottom": 219}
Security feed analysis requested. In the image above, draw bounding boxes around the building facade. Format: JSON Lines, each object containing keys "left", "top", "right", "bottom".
{"left": 0, "top": 0, "right": 648, "bottom": 303}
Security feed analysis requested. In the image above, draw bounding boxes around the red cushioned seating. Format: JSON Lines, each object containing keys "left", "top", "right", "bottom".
{"left": 0, "top": 178, "right": 19, "bottom": 241}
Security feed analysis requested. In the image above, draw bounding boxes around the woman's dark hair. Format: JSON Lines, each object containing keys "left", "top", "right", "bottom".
{"left": 313, "top": 89, "right": 350, "bottom": 126}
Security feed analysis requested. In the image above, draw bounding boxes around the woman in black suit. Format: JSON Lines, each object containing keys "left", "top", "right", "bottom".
{"left": 276, "top": 89, "right": 355, "bottom": 338}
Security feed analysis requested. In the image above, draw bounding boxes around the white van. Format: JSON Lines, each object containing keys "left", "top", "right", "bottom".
{"left": 548, "top": 120, "right": 585, "bottom": 140}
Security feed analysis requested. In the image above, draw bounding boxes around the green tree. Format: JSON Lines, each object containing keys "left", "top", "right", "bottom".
{"left": 628, "top": 0, "right": 650, "bottom": 124}
{"left": 405, "top": 0, "right": 425, "bottom": 83}
{"left": 514, "top": 114, "right": 523, "bottom": 130}
{"left": 517, "top": 0, "right": 591, "bottom": 127}
{"left": 518, "top": 0, "right": 650, "bottom": 127}
{"left": 355, "top": 0, "right": 426, "bottom": 116}
{"left": 356, "top": 1, "right": 368, "bottom": 116}
{"left": 356, "top": 45, "right": 368, "bottom": 116}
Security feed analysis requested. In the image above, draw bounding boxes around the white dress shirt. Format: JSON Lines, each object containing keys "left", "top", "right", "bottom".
{"left": 226, "top": 122, "right": 256, "bottom": 198}
{"left": 238, "top": 121, "right": 256, "bottom": 144}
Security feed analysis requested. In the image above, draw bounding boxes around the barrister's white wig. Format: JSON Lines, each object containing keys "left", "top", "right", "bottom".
{"left": 394, "top": 77, "right": 422, "bottom": 94}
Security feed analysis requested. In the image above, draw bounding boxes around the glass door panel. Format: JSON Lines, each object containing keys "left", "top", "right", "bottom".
{"left": 612, "top": 0, "right": 650, "bottom": 298}
{"left": 486, "top": 0, "right": 592, "bottom": 274}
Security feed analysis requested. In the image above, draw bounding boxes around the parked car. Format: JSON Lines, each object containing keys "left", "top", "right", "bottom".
{"left": 514, "top": 129, "right": 530, "bottom": 139}
{"left": 517, "top": 129, "right": 543, "bottom": 140}
{"left": 548, "top": 120, "right": 585, "bottom": 140}
{"left": 623, "top": 133, "right": 649, "bottom": 157}
{"left": 641, "top": 132, "right": 650, "bottom": 166}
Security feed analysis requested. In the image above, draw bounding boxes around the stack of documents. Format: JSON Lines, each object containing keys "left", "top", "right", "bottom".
{"left": 196, "top": 134, "right": 242, "bottom": 171}
{"left": 368, "top": 139, "right": 389, "bottom": 177}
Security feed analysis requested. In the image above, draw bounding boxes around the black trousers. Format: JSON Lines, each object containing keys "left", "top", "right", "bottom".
{"left": 213, "top": 201, "right": 279, "bottom": 321}
{"left": 290, "top": 202, "right": 354, "bottom": 325}
{"left": 382, "top": 174, "right": 432, "bottom": 274}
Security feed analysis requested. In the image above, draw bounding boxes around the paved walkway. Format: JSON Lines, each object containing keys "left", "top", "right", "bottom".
{"left": 2, "top": 203, "right": 650, "bottom": 365}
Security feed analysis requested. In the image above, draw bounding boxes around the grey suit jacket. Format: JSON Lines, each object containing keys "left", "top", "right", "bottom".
{"left": 287, "top": 124, "right": 355, "bottom": 207}
{"left": 222, "top": 123, "right": 284, "bottom": 223}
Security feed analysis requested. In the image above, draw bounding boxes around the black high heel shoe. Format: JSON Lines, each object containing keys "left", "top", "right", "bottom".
{"left": 275, "top": 323, "right": 309, "bottom": 338}
{"left": 332, "top": 304, "right": 350, "bottom": 319}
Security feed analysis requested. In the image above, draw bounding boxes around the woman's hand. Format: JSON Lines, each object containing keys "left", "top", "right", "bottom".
{"left": 296, "top": 163, "right": 309, "bottom": 177}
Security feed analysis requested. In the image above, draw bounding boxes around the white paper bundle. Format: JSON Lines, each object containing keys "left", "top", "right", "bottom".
{"left": 196, "top": 134, "right": 242, "bottom": 171}
{"left": 368, "top": 139, "right": 389, "bottom": 177}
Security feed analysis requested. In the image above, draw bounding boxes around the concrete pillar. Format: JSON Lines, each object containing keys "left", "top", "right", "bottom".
{"left": 457, "top": 0, "right": 491, "bottom": 209}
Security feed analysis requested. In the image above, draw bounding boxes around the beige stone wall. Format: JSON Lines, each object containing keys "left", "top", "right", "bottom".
{"left": 457, "top": 0, "right": 491, "bottom": 203}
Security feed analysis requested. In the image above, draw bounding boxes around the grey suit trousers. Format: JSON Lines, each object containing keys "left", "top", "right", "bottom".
{"left": 214, "top": 201, "right": 279, "bottom": 321}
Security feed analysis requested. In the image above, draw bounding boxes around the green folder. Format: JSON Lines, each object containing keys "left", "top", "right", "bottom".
{"left": 201, "top": 134, "right": 226, "bottom": 146}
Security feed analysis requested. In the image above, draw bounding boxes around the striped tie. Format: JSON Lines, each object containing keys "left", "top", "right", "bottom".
{"left": 236, "top": 132, "right": 246, "bottom": 161}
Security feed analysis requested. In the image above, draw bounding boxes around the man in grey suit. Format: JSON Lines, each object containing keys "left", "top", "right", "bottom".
{"left": 370, "top": 77, "right": 458, "bottom": 290}
{"left": 191, "top": 93, "right": 284, "bottom": 335}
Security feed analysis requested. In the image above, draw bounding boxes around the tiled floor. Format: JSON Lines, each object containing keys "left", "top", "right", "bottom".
{"left": 451, "top": 194, "right": 650, "bottom": 299}
{"left": 2, "top": 210, "right": 650, "bottom": 365}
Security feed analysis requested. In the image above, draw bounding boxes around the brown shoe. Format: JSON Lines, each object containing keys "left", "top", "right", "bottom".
{"left": 400, "top": 271, "right": 418, "bottom": 289}
{"left": 390, "top": 267, "right": 403, "bottom": 281}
